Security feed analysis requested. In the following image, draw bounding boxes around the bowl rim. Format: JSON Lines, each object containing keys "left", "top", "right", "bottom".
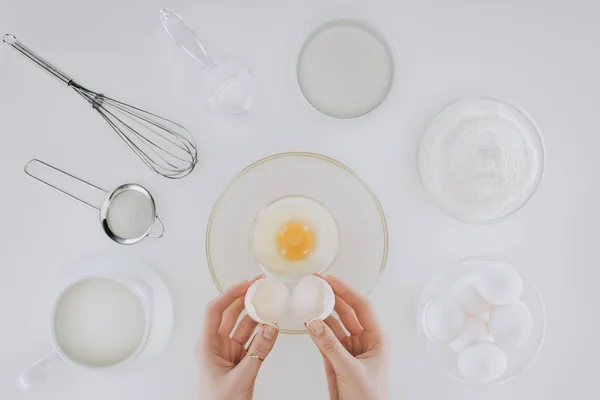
{"left": 205, "top": 152, "right": 389, "bottom": 334}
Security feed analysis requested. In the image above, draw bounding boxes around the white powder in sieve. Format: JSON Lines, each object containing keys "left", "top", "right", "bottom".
{"left": 107, "top": 190, "right": 154, "bottom": 240}
{"left": 418, "top": 99, "right": 544, "bottom": 223}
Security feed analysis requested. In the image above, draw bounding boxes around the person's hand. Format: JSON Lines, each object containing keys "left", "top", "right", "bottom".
{"left": 196, "top": 276, "right": 279, "bottom": 400}
{"left": 306, "top": 275, "right": 389, "bottom": 400}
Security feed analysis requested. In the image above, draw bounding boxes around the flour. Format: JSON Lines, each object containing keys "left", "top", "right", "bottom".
{"left": 418, "top": 99, "right": 544, "bottom": 223}
{"left": 107, "top": 190, "right": 154, "bottom": 240}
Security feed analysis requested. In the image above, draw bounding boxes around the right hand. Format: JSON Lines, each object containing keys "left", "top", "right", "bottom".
{"left": 306, "top": 275, "right": 389, "bottom": 400}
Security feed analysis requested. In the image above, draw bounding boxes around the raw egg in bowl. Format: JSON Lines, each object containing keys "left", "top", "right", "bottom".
{"left": 206, "top": 153, "right": 388, "bottom": 333}
{"left": 251, "top": 196, "right": 340, "bottom": 281}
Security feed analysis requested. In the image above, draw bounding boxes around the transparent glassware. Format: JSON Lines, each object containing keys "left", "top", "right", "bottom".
{"left": 160, "top": 9, "right": 253, "bottom": 114}
{"left": 291, "top": 16, "right": 398, "bottom": 119}
{"left": 206, "top": 153, "right": 388, "bottom": 333}
{"left": 416, "top": 257, "right": 546, "bottom": 386}
{"left": 417, "top": 98, "right": 545, "bottom": 224}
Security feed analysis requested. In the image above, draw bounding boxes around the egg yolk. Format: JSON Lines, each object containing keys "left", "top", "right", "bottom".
{"left": 277, "top": 222, "right": 315, "bottom": 261}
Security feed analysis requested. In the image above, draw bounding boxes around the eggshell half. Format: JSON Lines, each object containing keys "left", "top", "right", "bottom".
{"left": 291, "top": 275, "right": 335, "bottom": 323}
{"left": 245, "top": 278, "right": 291, "bottom": 324}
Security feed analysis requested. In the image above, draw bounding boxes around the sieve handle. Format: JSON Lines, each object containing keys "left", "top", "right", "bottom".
{"left": 24, "top": 159, "right": 108, "bottom": 210}
{"left": 147, "top": 216, "right": 165, "bottom": 239}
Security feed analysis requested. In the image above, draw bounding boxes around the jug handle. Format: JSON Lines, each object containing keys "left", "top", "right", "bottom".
{"left": 132, "top": 281, "right": 154, "bottom": 343}
{"left": 16, "top": 350, "right": 65, "bottom": 391}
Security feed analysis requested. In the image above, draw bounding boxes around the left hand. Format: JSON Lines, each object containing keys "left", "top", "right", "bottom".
{"left": 196, "top": 276, "right": 279, "bottom": 400}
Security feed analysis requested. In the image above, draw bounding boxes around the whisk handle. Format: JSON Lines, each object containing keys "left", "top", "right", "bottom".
{"left": 3, "top": 34, "right": 73, "bottom": 85}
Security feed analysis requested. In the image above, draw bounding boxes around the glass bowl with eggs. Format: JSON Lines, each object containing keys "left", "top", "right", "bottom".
{"left": 206, "top": 152, "right": 388, "bottom": 333}
{"left": 417, "top": 257, "right": 546, "bottom": 385}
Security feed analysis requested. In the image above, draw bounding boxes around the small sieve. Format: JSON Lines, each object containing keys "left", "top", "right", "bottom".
{"left": 25, "top": 159, "right": 164, "bottom": 245}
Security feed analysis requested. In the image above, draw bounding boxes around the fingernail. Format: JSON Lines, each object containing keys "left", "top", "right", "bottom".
{"left": 306, "top": 318, "right": 324, "bottom": 336}
{"left": 262, "top": 324, "right": 278, "bottom": 341}
{"left": 247, "top": 274, "right": 265, "bottom": 282}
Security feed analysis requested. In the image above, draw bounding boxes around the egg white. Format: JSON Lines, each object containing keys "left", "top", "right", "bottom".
{"left": 250, "top": 196, "right": 339, "bottom": 281}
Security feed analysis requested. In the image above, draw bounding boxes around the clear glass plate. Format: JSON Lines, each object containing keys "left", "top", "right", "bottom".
{"left": 206, "top": 152, "right": 388, "bottom": 333}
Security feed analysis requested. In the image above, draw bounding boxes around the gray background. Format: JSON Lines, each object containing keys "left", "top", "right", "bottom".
{"left": 0, "top": 0, "right": 597, "bottom": 398}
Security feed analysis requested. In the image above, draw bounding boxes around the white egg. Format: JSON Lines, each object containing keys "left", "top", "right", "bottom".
{"left": 422, "top": 295, "right": 465, "bottom": 343}
{"left": 451, "top": 274, "right": 491, "bottom": 315}
{"left": 475, "top": 261, "right": 523, "bottom": 306}
{"left": 244, "top": 278, "right": 291, "bottom": 324}
{"left": 449, "top": 316, "right": 494, "bottom": 353}
{"left": 458, "top": 342, "right": 508, "bottom": 384}
{"left": 489, "top": 301, "right": 533, "bottom": 348}
{"left": 250, "top": 196, "right": 339, "bottom": 281}
{"left": 479, "top": 310, "right": 491, "bottom": 322}
{"left": 291, "top": 275, "right": 335, "bottom": 323}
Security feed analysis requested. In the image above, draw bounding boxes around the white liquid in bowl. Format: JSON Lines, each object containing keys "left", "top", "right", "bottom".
{"left": 54, "top": 278, "right": 146, "bottom": 367}
{"left": 296, "top": 19, "right": 394, "bottom": 119}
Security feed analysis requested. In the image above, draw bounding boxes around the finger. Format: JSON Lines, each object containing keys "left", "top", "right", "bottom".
{"left": 320, "top": 354, "right": 339, "bottom": 400}
{"left": 231, "top": 315, "right": 258, "bottom": 346}
{"left": 306, "top": 318, "right": 354, "bottom": 372}
{"left": 324, "top": 316, "right": 348, "bottom": 342}
{"left": 333, "top": 295, "right": 363, "bottom": 335}
{"left": 325, "top": 275, "right": 381, "bottom": 330}
{"left": 204, "top": 278, "right": 257, "bottom": 335}
{"left": 218, "top": 297, "right": 246, "bottom": 336}
{"left": 237, "top": 324, "right": 279, "bottom": 376}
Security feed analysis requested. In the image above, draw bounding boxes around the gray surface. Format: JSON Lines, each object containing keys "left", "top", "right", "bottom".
{"left": 0, "top": 0, "right": 597, "bottom": 398}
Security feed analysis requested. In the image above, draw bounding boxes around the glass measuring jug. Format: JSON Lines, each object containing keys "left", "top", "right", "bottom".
{"left": 160, "top": 9, "right": 254, "bottom": 114}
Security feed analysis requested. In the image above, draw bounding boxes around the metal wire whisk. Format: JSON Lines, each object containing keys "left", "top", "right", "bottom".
{"left": 3, "top": 34, "right": 198, "bottom": 179}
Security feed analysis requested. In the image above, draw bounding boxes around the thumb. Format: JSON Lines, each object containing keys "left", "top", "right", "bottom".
{"left": 238, "top": 324, "right": 279, "bottom": 376}
{"left": 306, "top": 318, "right": 354, "bottom": 372}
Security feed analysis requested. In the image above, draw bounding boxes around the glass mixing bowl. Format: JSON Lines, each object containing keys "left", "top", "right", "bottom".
{"left": 416, "top": 257, "right": 546, "bottom": 386}
{"left": 206, "top": 152, "right": 388, "bottom": 333}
